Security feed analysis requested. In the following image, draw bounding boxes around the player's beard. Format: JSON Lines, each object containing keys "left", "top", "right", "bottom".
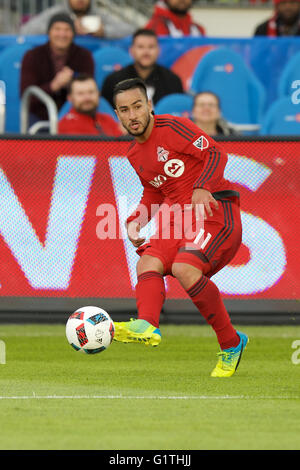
{"left": 125, "top": 113, "right": 151, "bottom": 137}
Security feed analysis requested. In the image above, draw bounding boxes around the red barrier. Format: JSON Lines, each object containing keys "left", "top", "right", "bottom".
{"left": 0, "top": 137, "right": 299, "bottom": 300}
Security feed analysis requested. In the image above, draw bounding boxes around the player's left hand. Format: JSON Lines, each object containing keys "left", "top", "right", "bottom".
{"left": 191, "top": 188, "right": 219, "bottom": 220}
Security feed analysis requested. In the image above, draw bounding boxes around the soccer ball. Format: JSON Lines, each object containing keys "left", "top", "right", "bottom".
{"left": 66, "top": 306, "right": 115, "bottom": 354}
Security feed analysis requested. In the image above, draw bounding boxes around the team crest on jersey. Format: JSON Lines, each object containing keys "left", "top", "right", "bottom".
{"left": 157, "top": 146, "right": 169, "bottom": 162}
{"left": 193, "top": 135, "right": 209, "bottom": 150}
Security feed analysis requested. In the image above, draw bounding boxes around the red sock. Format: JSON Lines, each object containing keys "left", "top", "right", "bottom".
{"left": 186, "top": 275, "right": 239, "bottom": 350}
{"left": 136, "top": 271, "right": 165, "bottom": 328}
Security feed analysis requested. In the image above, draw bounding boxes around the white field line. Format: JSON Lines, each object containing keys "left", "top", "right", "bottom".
{"left": 0, "top": 395, "right": 299, "bottom": 400}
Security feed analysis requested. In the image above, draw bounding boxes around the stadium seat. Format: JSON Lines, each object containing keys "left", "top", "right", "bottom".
{"left": 259, "top": 96, "right": 300, "bottom": 135}
{"left": 154, "top": 93, "right": 194, "bottom": 118}
{"left": 93, "top": 46, "right": 131, "bottom": 89}
{"left": 189, "top": 48, "right": 265, "bottom": 126}
{"left": 58, "top": 95, "right": 117, "bottom": 121}
{"left": 0, "top": 43, "right": 32, "bottom": 132}
{"left": 171, "top": 45, "right": 216, "bottom": 91}
{"left": 278, "top": 51, "right": 300, "bottom": 99}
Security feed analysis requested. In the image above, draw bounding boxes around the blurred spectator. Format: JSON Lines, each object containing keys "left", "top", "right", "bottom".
{"left": 254, "top": 0, "right": 300, "bottom": 36}
{"left": 101, "top": 28, "right": 184, "bottom": 107}
{"left": 20, "top": 0, "right": 135, "bottom": 38}
{"left": 58, "top": 74, "right": 123, "bottom": 136}
{"left": 145, "top": 0, "right": 205, "bottom": 37}
{"left": 192, "top": 92, "right": 238, "bottom": 136}
{"left": 20, "top": 13, "right": 94, "bottom": 123}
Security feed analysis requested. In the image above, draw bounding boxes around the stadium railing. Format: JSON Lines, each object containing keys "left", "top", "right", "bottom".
{"left": 20, "top": 85, "right": 58, "bottom": 135}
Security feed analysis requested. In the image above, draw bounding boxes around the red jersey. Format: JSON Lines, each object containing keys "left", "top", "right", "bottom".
{"left": 58, "top": 108, "right": 122, "bottom": 137}
{"left": 145, "top": 1, "right": 205, "bottom": 37}
{"left": 126, "top": 114, "right": 236, "bottom": 226}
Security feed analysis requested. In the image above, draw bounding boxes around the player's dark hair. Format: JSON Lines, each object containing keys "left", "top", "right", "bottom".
{"left": 131, "top": 28, "right": 158, "bottom": 44}
{"left": 193, "top": 91, "right": 221, "bottom": 109}
{"left": 67, "top": 73, "right": 97, "bottom": 94}
{"left": 112, "top": 78, "right": 148, "bottom": 108}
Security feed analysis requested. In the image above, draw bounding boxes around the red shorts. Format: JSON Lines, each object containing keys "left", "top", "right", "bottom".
{"left": 136, "top": 196, "right": 242, "bottom": 278}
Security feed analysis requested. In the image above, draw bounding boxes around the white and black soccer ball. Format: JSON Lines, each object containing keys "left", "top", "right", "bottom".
{"left": 66, "top": 306, "right": 115, "bottom": 354}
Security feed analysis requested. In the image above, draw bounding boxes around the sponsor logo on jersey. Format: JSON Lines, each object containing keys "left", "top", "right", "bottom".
{"left": 157, "top": 146, "right": 169, "bottom": 162}
{"left": 149, "top": 174, "right": 167, "bottom": 188}
{"left": 164, "top": 159, "right": 185, "bottom": 178}
{"left": 193, "top": 136, "right": 209, "bottom": 150}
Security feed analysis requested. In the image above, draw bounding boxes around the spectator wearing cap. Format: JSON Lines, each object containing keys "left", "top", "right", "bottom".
{"left": 145, "top": 0, "right": 205, "bottom": 37}
{"left": 254, "top": 0, "right": 300, "bottom": 36}
{"left": 20, "top": 13, "right": 94, "bottom": 123}
{"left": 20, "top": 0, "right": 135, "bottom": 39}
{"left": 58, "top": 74, "right": 123, "bottom": 136}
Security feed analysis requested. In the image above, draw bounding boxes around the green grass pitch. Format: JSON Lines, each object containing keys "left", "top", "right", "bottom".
{"left": 0, "top": 323, "right": 300, "bottom": 450}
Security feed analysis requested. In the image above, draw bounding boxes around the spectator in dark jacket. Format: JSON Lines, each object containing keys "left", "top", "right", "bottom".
{"left": 145, "top": 0, "right": 205, "bottom": 37}
{"left": 20, "top": 13, "right": 94, "bottom": 122}
{"left": 101, "top": 28, "right": 184, "bottom": 108}
{"left": 254, "top": 0, "right": 300, "bottom": 36}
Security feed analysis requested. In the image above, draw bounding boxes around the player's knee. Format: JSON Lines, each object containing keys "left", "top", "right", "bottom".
{"left": 171, "top": 262, "right": 185, "bottom": 280}
{"left": 137, "top": 255, "right": 164, "bottom": 276}
{"left": 171, "top": 262, "right": 202, "bottom": 288}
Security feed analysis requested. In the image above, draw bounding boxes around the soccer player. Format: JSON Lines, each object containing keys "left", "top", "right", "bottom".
{"left": 112, "top": 78, "right": 248, "bottom": 377}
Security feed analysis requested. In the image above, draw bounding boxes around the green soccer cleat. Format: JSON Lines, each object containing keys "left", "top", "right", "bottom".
{"left": 210, "top": 331, "right": 249, "bottom": 378}
{"left": 113, "top": 319, "right": 161, "bottom": 347}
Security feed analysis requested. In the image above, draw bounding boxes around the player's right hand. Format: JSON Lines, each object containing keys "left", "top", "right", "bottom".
{"left": 127, "top": 221, "right": 146, "bottom": 248}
